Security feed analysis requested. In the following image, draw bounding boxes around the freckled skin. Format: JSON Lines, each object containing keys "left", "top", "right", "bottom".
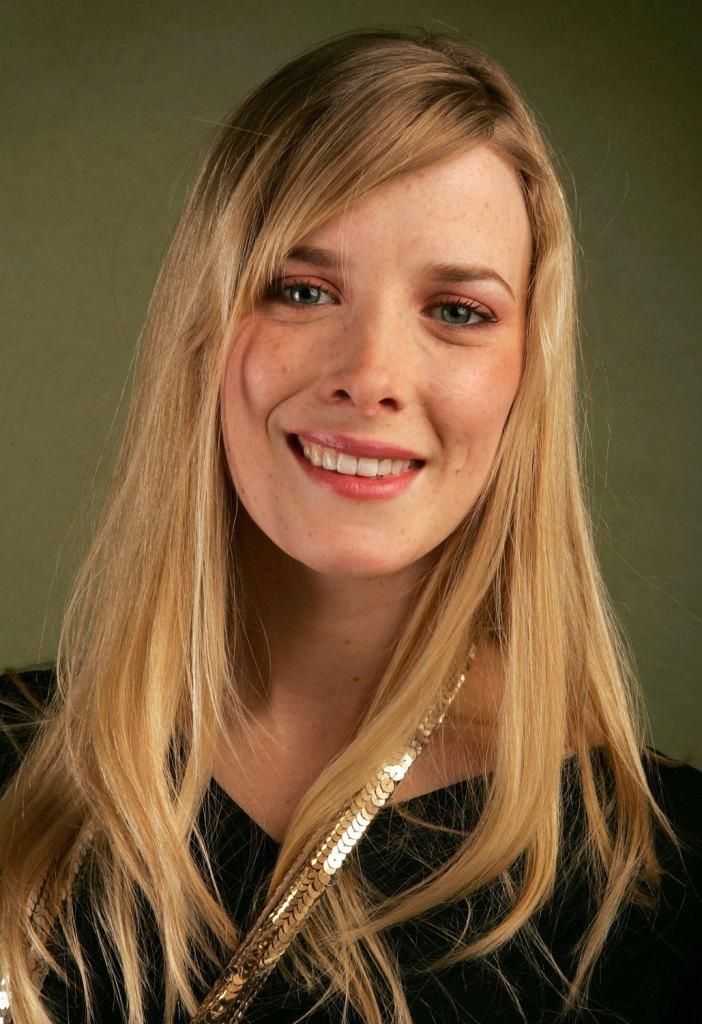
{"left": 220, "top": 144, "right": 532, "bottom": 581}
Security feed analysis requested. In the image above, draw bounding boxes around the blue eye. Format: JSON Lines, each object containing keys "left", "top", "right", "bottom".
{"left": 432, "top": 301, "right": 495, "bottom": 328}
{"left": 267, "top": 279, "right": 334, "bottom": 306}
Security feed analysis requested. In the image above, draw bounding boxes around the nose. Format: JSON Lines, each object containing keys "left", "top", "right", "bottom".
{"left": 319, "top": 300, "right": 411, "bottom": 416}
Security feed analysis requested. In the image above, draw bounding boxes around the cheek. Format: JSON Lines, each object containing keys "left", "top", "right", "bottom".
{"left": 219, "top": 327, "right": 279, "bottom": 502}
{"left": 225, "top": 329, "right": 282, "bottom": 420}
{"left": 434, "top": 346, "right": 523, "bottom": 464}
{"left": 221, "top": 323, "right": 298, "bottom": 450}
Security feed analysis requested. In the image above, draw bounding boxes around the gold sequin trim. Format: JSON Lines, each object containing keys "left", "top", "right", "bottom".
{"left": 2, "top": 825, "right": 94, "bottom": 1023}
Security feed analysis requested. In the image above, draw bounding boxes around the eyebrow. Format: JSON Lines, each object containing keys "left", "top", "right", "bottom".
{"left": 282, "top": 245, "right": 515, "bottom": 300}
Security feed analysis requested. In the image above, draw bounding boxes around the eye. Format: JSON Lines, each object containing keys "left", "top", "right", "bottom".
{"left": 263, "top": 278, "right": 498, "bottom": 330}
{"left": 428, "top": 296, "right": 497, "bottom": 330}
{"left": 265, "top": 277, "right": 335, "bottom": 307}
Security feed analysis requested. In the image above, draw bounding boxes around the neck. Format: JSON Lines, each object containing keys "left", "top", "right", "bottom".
{"left": 233, "top": 508, "right": 431, "bottom": 738}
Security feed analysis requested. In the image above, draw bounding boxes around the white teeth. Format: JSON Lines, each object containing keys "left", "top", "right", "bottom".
{"left": 300, "top": 440, "right": 414, "bottom": 477}
{"left": 322, "top": 449, "right": 338, "bottom": 471}
{"left": 337, "top": 453, "right": 358, "bottom": 474}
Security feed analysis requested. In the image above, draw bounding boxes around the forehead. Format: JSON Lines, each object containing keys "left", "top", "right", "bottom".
{"left": 306, "top": 144, "right": 532, "bottom": 294}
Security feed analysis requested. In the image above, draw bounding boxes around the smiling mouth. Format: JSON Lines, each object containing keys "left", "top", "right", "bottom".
{"left": 287, "top": 434, "right": 424, "bottom": 478}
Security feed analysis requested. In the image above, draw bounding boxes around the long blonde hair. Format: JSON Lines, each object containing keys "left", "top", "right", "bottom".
{"left": 0, "top": 26, "right": 683, "bottom": 1024}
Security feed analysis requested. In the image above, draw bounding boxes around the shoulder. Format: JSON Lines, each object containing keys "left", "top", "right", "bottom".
{"left": 588, "top": 750, "right": 702, "bottom": 1018}
{"left": 642, "top": 747, "right": 702, "bottom": 845}
{"left": 0, "top": 662, "right": 56, "bottom": 792}
{"left": 586, "top": 744, "right": 702, "bottom": 833}
{"left": 586, "top": 745, "right": 702, "bottom": 872}
{"left": 639, "top": 748, "right": 702, "bottom": 904}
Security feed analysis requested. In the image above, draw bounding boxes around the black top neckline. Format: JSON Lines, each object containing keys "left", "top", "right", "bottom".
{"left": 207, "top": 773, "right": 482, "bottom": 847}
{"left": 206, "top": 748, "right": 590, "bottom": 848}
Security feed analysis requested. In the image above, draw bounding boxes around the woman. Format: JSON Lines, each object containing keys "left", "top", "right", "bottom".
{"left": 1, "top": 26, "right": 699, "bottom": 1024}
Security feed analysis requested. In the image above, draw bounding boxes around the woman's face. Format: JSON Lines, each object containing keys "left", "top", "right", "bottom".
{"left": 220, "top": 144, "right": 532, "bottom": 579}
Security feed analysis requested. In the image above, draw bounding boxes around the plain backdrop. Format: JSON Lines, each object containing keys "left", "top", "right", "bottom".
{"left": 2, "top": 0, "right": 700, "bottom": 764}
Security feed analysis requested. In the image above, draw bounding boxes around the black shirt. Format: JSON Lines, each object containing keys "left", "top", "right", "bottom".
{"left": 1, "top": 666, "right": 700, "bottom": 1023}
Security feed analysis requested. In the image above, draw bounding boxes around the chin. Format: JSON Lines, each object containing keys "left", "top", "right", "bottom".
{"left": 291, "top": 541, "right": 417, "bottom": 580}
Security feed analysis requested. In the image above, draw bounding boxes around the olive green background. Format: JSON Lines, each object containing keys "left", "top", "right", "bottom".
{"left": 2, "top": 1, "right": 700, "bottom": 763}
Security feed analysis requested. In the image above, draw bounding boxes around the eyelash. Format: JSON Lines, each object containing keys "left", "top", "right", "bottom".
{"left": 264, "top": 277, "right": 498, "bottom": 330}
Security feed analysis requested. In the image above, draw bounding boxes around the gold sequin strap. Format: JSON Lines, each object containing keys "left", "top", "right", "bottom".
{"left": 190, "top": 643, "right": 477, "bottom": 1024}
{"left": 1, "top": 824, "right": 95, "bottom": 1023}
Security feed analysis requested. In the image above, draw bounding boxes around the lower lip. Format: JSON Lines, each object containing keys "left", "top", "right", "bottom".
{"left": 287, "top": 436, "right": 424, "bottom": 500}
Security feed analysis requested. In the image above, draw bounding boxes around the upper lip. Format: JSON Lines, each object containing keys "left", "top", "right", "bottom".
{"left": 293, "top": 430, "right": 425, "bottom": 462}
